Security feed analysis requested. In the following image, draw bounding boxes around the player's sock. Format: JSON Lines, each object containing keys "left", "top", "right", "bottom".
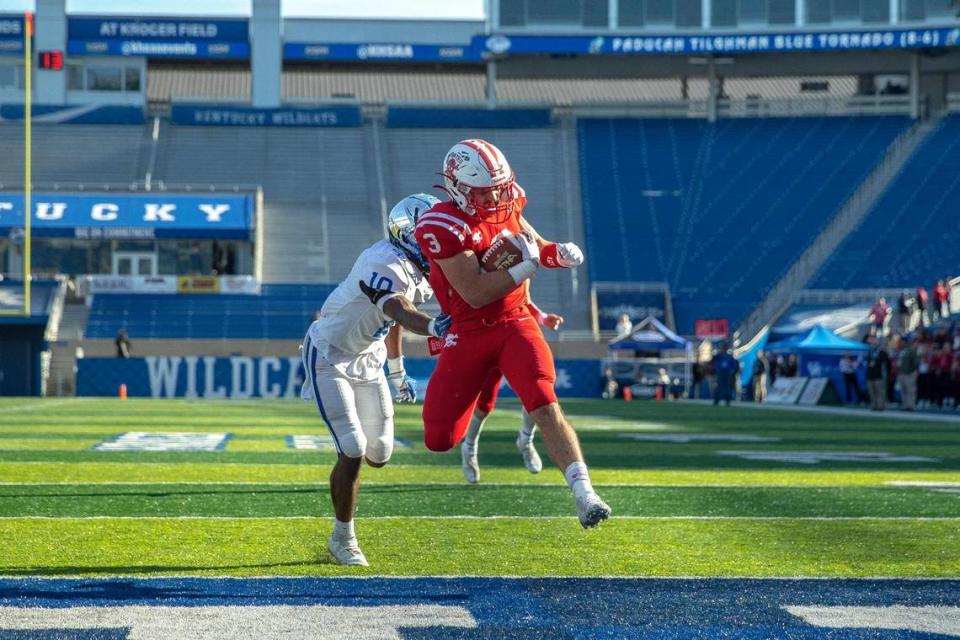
{"left": 518, "top": 410, "right": 537, "bottom": 446}
{"left": 564, "top": 461, "right": 596, "bottom": 500}
{"left": 333, "top": 518, "right": 355, "bottom": 540}
{"left": 463, "top": 414, "right": 486, "bottom": 451}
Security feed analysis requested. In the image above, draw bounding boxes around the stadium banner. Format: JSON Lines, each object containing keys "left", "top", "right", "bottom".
{"left": 86, "top": 275, "right": 178, "bottom": 295}
{"left": 177, "top": 276, "right": 220, "bottom": 294}
{"left": 767, "top": 377, "right": 807, "bottom": 404}
{"left": 594, "top": 290, "right": 666, "bottom": 331}
{"left": 82, "top": 275, "right": 260, "bottom": 296}
{"left": 477, "top": 26, "right": 960, "bottom": 57}
{"left": 284, "top": 42, "right": 482, "bottom": 62}
{"left": 67, "top": 16, "right": 249, "bottom": 59}
{"left": 76, "top": 357, "right": 604, "bottom": 398}
{"left": 0, "top": 15, "right": 24, "bottom": 55}
{"left": 170, "top": 104, "right": 362, "bottom": 127}
{"left": 386, "top": 107, "right": 551, "bottom": 129}
{"left": 0, "top": 104, "right": 145, "bottom": 125}
{"left": 0, "top": 193, "right": 254, "bottom": 240}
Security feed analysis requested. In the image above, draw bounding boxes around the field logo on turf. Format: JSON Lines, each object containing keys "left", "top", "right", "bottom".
{"left": 718, "top": 450, "right": 939, "bottom": 464}
{"left": 287, "top": 435, "right": 412, "bottom": 450}
{"left": 94, "top": 432, "right": 231, "bottom": 452}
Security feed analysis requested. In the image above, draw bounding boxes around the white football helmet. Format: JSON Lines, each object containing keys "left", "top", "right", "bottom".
{"left": 440, "top": 139, "right": 521, "bottom": 222}
{"left": 388, "top": 193, "right": 439, "bottom": 274}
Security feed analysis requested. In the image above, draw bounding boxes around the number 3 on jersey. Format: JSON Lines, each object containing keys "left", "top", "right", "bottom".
{"left": 422, "top": 233, "right": 441, "bottom": 254}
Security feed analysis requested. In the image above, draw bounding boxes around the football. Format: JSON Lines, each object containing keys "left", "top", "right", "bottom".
{"left": 479, "top": 231, "right": 525, "bottom": 272}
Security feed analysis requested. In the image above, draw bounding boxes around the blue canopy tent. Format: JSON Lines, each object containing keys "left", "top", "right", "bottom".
{"left": 766, "top": 324, "right": 868, "bottom": 398}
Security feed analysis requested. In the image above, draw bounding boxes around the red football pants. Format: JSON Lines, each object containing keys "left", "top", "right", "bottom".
{"left": 422, "top": 313, "right": 557, "bottom": 452}
{"left": 475, "top": 368, "right": 504, "bottom": 416}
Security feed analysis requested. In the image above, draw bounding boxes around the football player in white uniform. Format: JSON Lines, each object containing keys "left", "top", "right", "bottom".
{"left": 301, "top": 193, "right": 450, "bottom": 566}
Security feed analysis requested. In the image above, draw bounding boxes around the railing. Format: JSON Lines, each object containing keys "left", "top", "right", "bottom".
{"left": 947, "top": 93, "right": 960, "bottom": 112}
{"left": 718, "top": 94, "right": 917, "bottom": 118}
{"left": 734, "top": 111, "right": 938, "bottom": 345}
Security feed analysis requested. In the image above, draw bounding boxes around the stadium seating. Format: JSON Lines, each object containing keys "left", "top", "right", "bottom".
{"left": 577, "top": 115, "right": 910, "bottom": 333}
{"left": 811, "top": 114, "right": 960, "bottom": 289}
{"left": 0, "top": 124, "right": 146, "bottom": 186}
{"left": 83, "top": 284, "right": 335, "bottom": 339}
{"left": 155, "top": 124, "right": 382, "bottom": 283}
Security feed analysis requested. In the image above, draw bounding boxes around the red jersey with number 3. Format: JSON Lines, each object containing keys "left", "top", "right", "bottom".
{"left": 415, "top": 199, "right": 529, "bottom": 324}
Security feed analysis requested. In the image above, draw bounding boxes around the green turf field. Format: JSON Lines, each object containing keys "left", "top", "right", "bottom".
{"left": 1, "top": 397, "right": 958, "bottom": 577}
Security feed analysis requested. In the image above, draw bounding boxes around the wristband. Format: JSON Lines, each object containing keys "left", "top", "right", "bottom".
{"left": 387, "top": 356, "right": 405, "bottom": 375}
{"left": 508, "top": 260, "right": 538, "bottom": 285}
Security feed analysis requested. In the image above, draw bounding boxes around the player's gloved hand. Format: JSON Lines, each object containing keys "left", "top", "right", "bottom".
{"left": 358, "top": 279, "right": 394, "bottom": 305}
{"left": 427, "top": 313, "right": 452, "bottom": 338}
{"left": 388, "top": 373, "right": 417, "bottom": 403}
{"left": 386, "top": 357, "right": 417, "bottom": 403}
{"left": 540, "top": 242, "right": 584, "bottom": 269}
{"left": 514, "top": 231, "right": 541, "bottom": 264}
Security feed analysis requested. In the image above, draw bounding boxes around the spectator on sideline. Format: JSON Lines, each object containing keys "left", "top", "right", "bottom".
{"left": 865, "top": 335, "right": 891, "bottom": 411}
{"left": 614, "top": 313, "right": 633, "bottom": 339}
{"left": 601, "top": 366, "right": 619, "bottom": 400}
{"left": 691, "top": 360, "right": 706, "bottom": 399}
{"left": 657, "top": 368, "right": 672, "bottom": 400}
{"left": 839, "top": 352, "right": 864, "bottom": 405}
{"left": 886, "top": 336, "right": 899, "bottom": 404}
{"left": 916, "top": 286, "right": 929, "bottom": 328}
{"left": 917, "top": 342, "right": 933, "bottom": 410}
{"left": 114, "top": 329, "right": 131, "bottom": 359}
{"left": 869, "top": 297, "right": 890, "bottom": 336}
{"left": 897, "top": 291, "right": 912, "bottom": 333}
{"left": 711, "top": 342, "right": 738, "bottom": 407}
{"left": 950, "top": 349, "right": 960, "bottom": 410}
{"left": 769, "top": 353, "right": 780, "bottom": 387}
{"left": 933, "top": 344, "right": 953, "bottom": 409}
{"left": 934, "top": 280, "right": 950, "bottom": 321}
{"left": 752, "top": 350, "right": 769, "bottom": 403}
{"left": 782, "top": 354, "right": 799, "bottom": 378}
{"left": 896, "top": 335, "right": 920, "bottom": 411}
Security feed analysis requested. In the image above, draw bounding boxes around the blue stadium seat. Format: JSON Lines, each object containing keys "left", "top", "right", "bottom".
{"left": 811, "top": 114, "right": 960, "bottom": 289}
{"left": 85, "top": 284, "right": 337, "bottom": 339}
{"left": 577, "top": 116, "right": 910, "bottom": 333}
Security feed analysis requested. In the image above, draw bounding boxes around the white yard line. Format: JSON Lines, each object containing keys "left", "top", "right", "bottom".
{"left": 678, "top": 399, "right": 960, "bottom": 423}
{"left": 0, "top": 481, "right": 945, "bottom": 488}
{"left": 0, "top": 399, "right": 82, "bottom": 414}
{"left": 1, "top": 515, "right": 957, "bottom": 521}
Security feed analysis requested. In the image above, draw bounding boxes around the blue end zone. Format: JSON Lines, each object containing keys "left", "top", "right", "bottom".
{"left": 0, "top": 578, "right": 956, "bottom": 638}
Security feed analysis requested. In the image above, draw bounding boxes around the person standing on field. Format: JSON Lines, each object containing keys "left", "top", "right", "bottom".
{"left": 865, "top": 335, "right": 891, "bottom": 411}
{"left": 896, "top": 335, "right": 919, "bottom": 411}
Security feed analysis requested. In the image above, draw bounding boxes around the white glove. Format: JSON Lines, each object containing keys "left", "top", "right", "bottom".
{"left": 387, "top": 372, "right": 417, "bottom": 403}
{"left": 512, "top": 231, "right": 540, "bottom": 264}
{"left": 386, "top": 357, "right": 417, "bottom": 403}
{"left": 556, "top": 242, "right": 584, "bottom": 268}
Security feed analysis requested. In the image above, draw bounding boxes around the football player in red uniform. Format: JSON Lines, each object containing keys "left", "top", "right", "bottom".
{"left": 461, "top": 300, "right": 563, "bottom": 484}
{"left": 414, "top": 139, "right": 610, "bottom": 527}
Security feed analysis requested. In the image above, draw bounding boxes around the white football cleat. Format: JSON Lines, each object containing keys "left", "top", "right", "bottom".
{"left": 516, "top": 435, "right": 543, "bottom": 474}
{"left": 461, "top": 441, "right": 480, "bottom": 484}
{"left": 327, "top": 534, "right": 369, "bottom": 566}
{"left": 575, "top": 493, "right": 611, "bottom": 529}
